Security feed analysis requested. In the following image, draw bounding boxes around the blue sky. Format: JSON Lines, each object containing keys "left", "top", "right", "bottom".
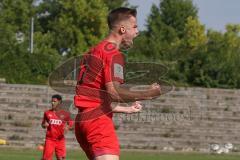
{"left": 128, "top": 0, "right": 240, "bottom": 32}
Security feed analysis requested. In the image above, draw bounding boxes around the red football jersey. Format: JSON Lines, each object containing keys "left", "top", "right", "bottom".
{"left": 74, "top": 40, "right": 125, "bottom": 109}
{"left": 42, "top": 110, "right": 73, "bottom": 140}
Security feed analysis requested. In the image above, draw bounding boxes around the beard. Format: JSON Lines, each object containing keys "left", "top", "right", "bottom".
{"left": 120, "top": 39, "right": 133, "bottom": 51}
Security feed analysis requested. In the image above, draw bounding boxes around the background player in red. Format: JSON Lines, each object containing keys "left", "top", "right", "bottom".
{"left": 41, "top": 94, "right": 74, "bottom": 160}
{"left": 74, "top": 7, "right": 161, "bottom": 160}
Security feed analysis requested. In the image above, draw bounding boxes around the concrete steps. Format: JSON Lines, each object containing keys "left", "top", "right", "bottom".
{"left": 1, "top": 83, "right": 240, "bottom": 152}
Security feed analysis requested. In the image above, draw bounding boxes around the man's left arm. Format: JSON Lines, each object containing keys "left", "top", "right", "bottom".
{"left": 65, "top": 116, "right": 74, "bottom": 132}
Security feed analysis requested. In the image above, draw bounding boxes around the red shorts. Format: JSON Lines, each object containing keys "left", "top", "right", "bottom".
{"left": 75, "top": 113, "right": 120, "bottom": 160}
{"left": 42, "top": 138, "right": 66, "bottom": 160}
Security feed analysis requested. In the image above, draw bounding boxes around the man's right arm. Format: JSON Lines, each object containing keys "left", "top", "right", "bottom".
{"left": 105, "top": 81, "right": 161, "bottom": 102}
{"left": 41, "top": 112, "right": 49, "bottom": 129}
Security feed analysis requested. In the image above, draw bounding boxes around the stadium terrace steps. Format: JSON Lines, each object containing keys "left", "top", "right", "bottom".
{"left": 1, "top": 83, "right": 240, "bottom": 152}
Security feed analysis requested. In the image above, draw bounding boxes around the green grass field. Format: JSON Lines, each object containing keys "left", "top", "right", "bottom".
{"left": 0, "top": 147, "right": 239, "bottom": 160}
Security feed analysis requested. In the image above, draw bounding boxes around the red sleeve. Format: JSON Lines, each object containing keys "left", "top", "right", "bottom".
{"left": 104, "top": 53, "right": 125, "bottom": 84}
{"left": 41, "top": 112, "right": 47, "bottom": 125}
{"left": 67, "top": 114, "right": 74, "bottom": 128}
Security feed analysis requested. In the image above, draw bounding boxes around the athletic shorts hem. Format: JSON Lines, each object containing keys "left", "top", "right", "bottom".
{"left": 94, "top": 149, "right": 120, "bottom": 158}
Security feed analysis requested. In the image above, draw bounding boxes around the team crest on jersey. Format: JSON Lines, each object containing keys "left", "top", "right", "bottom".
{"left": 114, "top": 63, "right": 123, "bottom": 79}
{"left": 60, "top": 114, "right": 65, "bottom": 119}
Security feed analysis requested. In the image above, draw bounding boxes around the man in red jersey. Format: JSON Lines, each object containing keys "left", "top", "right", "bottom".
{"left": 74, "top": 7, "right": 161, "bottom": 160}
{"left": 41, "top": 94, "right": 74, "bottom": 160}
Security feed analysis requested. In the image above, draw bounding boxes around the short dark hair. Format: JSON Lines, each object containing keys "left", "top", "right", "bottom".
{"left": 107, "top": 7, "right": 137, "bottom": 30}
{"left": 52, "top": 94, "right": 62, "bottom": 102}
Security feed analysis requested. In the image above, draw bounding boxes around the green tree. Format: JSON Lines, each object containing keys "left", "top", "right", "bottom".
{"left": 0, "top": 0, "right": 60, "bottom": 83}
{"left": 1, "top": 0, "right": 110, "bottom": 83}
{"left": 0, "top": 0, "right": 33, "bottom": 83}
{"left": 216, "top": 24, "right": 240, "bottom": 88}
{"left": 177, "top": 24, "right": 240, "bottom": 88}
{"left": 102, "top": 0, "right": 128, "bottom": 10}
{"left": 159, "top": 0, "right": 198, "bottom": 38}
{"left": 37, "top": 0, "right": 109, "bottom": 56}
{"left": 182, "top": 16, "right": 207, "bottom": 51}
{"left": 130, "top": 0, "right": 199, "bottom": 60}
{"left": 129, "top": 4, "right": 180, "bottom": 61}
